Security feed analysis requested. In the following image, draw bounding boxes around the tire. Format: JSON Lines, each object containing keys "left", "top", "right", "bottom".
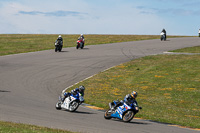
{"left": 122, "top": 110, "right": 135, "bottom": 122}
{"left": 76, "top": 45, "right": 79, "bottom": 49}
{"left": 81, "top": 43, "right": 84, "bottom": 49}
{"left": 55, "top": 101, "right": 62, "bottom": 110}
{"left": 68, "top": 101, "right": 79, "bottom": 112}
{"left": 59, "top": 45, "right": 62, "bottom": 52}
{"left": 104, "top": 109, "right": 112, "bottom": 119}
{"left": 55, "top": 47, "right": 57, "bottom": 52}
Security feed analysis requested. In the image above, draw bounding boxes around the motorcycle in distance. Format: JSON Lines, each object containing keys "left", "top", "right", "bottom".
{"left": 55, "top": 40, "right": 63, "bottom": 52}
{"left": 55, "top": 92, "right": 84, "bottom": 112}
{"left": 76, "top": 38, "right": 85, "bottom": 49}
{"left": 104, "top": 100, "right": 142, "bottom": 122}
{"left": 160, "top": 32, "right": 166, "bottom": 41}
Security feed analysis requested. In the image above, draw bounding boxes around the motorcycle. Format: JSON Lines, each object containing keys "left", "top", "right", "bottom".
{"left": 55, "top": 40, "right": 63, "bottom": 52}
{"left": 55, "top": 92, "right": 84, "bottom": 112}
{"left": 104, "top": 100, "right": 142, "bottom": 122}
{"left": 160, "top": 32, "right": 166, "bottom": 41}
{"left": 76, "top": 38, "right": 84, "bottom": 49}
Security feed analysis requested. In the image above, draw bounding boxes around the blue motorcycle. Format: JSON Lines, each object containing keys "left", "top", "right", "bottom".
{"left": 104, "top": 100, "right": 142, "bottom": 122}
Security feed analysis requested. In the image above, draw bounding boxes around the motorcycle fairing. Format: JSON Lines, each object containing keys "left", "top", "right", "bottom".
{"left": 111, "top": 102, "right": 131, "bottom": 119}
{"left": 61, "top": 95, "right": 76, "bottom": 109}
{"left": 111, "top": 111, "right": 121, "bottom": 119}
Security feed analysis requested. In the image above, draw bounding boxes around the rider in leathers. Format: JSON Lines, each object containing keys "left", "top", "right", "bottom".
{"left": 109, "top": 91, "right": 138, "bottom": 112}
{"left": 161, "top": 29, "right": 167, "bottom": 39}
{"left": 62, "top": 86, "right": 85, "bottom": 103}
{"left": 78, "top": 34, "right": 84, "bottom": 41}
{"left": 56, "top": 35, "right": 63, "bottom": 48}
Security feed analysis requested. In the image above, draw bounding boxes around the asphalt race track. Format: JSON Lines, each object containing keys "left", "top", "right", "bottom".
{"left": 0, "top": 37, "right": 200, "bottom": 133}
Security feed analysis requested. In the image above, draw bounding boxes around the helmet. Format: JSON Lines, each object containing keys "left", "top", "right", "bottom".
{"left": 131, "top": 91, "right": 138, "bottom": 99}
{"left": 58, "top": 35, "right": 61, "bottom": 38}
{"left": 79, "top": 85, "right": 85, "bottom": 92}
{"left": 81, "top": 34, "right": 83, "bottom": 36}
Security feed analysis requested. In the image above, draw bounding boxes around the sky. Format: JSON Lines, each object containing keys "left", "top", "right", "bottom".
{"left": 0, "top": 0, "right": 200, "bottom": 35}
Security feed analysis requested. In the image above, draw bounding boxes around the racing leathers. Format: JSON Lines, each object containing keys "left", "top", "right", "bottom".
{"left": 56, "top": 36, "right": 63, "bottom": 48}
{"left": 109, "top": 94, "right": 138, "bottom": 112}
{"left": 62, "top": 88, "right": 84, "bottom": 103}
{"left": 161, "top": 29, "right": 167, "bottom": 39}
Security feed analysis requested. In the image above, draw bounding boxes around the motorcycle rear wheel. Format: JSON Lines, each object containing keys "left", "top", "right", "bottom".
{"left": 122, "top": 110, "right": 135, "bottom": 122}
{"left": 104, "top": 109, "right": 112, "bottom": 119}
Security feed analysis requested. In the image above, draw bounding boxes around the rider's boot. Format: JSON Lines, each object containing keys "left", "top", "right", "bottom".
{"left": 109, "top": 102, "right": 115, "bottom": 111}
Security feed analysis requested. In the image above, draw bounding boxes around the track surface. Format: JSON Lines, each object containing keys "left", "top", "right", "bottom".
{"left": 0, "top": 37, "right": 200, "bottom": 133}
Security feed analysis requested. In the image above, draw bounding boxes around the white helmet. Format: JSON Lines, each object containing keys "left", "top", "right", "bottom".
{"left": 81, "top": 34, "right": 83, "bottom": 36}
{"left": 58, "top": 35, "right": 62, "bottom": 38}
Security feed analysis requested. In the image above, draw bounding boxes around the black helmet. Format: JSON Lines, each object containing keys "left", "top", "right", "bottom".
{"left": 79, "top": 85, "right": 85, "bottom": 92}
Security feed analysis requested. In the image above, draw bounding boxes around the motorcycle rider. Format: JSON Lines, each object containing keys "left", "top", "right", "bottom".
{"left": 198, "top": 29, "right": 200, "bottom": 37}
{"left": 56, "top": 35, "right": 63, "bottom": 48}
{"left": 78, "top": 34, "right": 85, "bottom": 43}
{"left": 109, "top": 91, "right": 138, "bottom": 112}
{"left": 78, "top": 34, "right": 84, "bottom": 40}
{"left": 62, "top": 85, "right": 85, "bottom": 103}
{"left": 161, "top": 29, "right": 167, "bottom": 39}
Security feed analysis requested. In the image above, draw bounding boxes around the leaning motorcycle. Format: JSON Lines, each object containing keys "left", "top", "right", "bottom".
{"left": 104, "top": 100, "right": 142, "bottom": 122}
{"left": 55, "top": 93, "right": 84, "bottom": 112}
{"left": 160, "top": 32, "right": 166, "bottom": 41}
{"left": 55, "top": 40, "right": 63, "bottom": 52}
{"left": 76, "top": 39, "right": 84, "bottom": 49}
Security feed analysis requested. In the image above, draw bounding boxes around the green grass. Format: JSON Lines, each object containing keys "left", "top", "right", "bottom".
{"left": 170, "top": 46, "right": 200, "bottom": 53}
{"left": 0, "top": 34, "right": 186, "bottom": 56}
{"left": 0, "top": 121, "right": 76, "bottom": 133}
{"left": 70, "top": 54, "right": 200, "bottom": 129}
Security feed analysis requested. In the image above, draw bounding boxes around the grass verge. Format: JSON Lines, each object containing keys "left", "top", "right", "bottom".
{"left": 69, "top": 54, "right": 200, "bottom": 129}
{"left": 170, "top": 46, "right": 200, "bottom": 53}
{"left": 0, "top": 34, "right": 186, "bottom": 56}
{"left": 0, "top": 121, "right": 76, "bottom": 133}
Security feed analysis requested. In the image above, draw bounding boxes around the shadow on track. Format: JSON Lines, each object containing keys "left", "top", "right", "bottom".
{"left": 60, "top": 109, "right": 96, "bottom": 114}
{"left": 129, "top": 121, "right": 149, "bottom": 125}
{"left": 109, "top": 119, "right": 150, "bottom": 125}
{"left": 0, "top": 90, "right": 11, "bottom": 93}
{"left": 73, "top": 110, "right": 96, "bottom": 114}
{"left": 79, "top": 48, "right": 89, "bottom": 50}
{"left": 59, "top": 51, "right": 68, "bottom": 52}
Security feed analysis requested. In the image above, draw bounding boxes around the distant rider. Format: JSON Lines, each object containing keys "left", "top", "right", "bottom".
{"left": 56, "top": 35, "right": 63, "bottom": 48}
{"left": 109, "top": 91, "right": 139, "bottom": 112}
{"left": 78, "top": 34, "right": 85, "bottom": 43}
{"left": 62, "top": 86, "right": 85, "bottom": 103}
{"left": 199, "top": 29, "right": 200, "bottom": 37}
{"left": 161, "top": 29, "right": 167, "bottom": 39}
{"left": 78, "top": 34, "right": 84, "bottom": 40}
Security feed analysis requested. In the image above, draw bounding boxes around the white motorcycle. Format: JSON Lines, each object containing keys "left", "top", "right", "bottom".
{"left": 55, "top": 93, "right": 84, "bottom": 112}
{"left": 160, "top": 32, "right": 166, "bottom": 41}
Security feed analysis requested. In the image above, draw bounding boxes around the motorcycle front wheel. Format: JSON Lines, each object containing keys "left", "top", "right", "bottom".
{"left": 55, "top": 101, "right": 62, "bottom": 110}
{"left": 68, "top": 101, "right": 79, "bottom": 112}
{"left": 76, "top": 44, "right": 79, "bottom": 49}
{"left": 122, "top": 110, "right": 135, "bottom": 122}
{"left": 104, "top": 109, "right": 112, "bottom": 119}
